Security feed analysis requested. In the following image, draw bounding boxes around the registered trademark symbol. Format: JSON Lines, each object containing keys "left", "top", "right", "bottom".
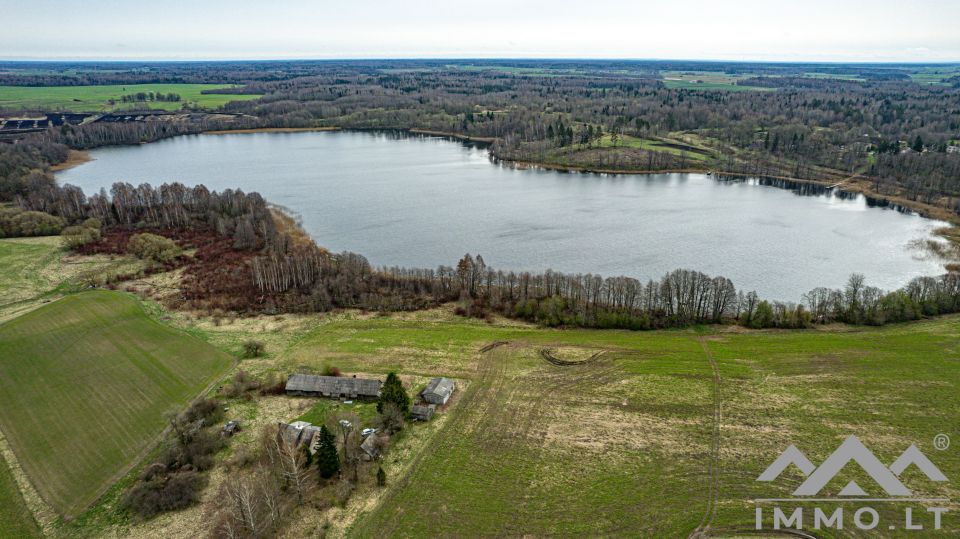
{"left": 934, "top": 433, "right": 950, "bottom": 451}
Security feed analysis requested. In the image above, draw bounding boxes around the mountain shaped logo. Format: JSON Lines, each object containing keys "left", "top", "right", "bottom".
{"left": 758, "top": 435, "right": 947, "bottom": 497}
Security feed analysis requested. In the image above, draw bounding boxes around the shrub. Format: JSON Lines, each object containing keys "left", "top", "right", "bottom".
{"left": 60, "top": 224, "right": 101, "bottom": 249}
{"left": 0, "top": 207, "right": 65, "bottom": 237}
{"left": 323, "top": 364, "right": 342, "bottom": 377}
{"left": 127, "top": 233, "right": 182, "bottom": 262}
{"left": 376, "top": 402, "right": 405, "bottom": 434}
{"left": 123, "top": 471, "right": 205, "bottom": 518}
{"left": 242, "top": 340, "right": 266, "bottom": 358}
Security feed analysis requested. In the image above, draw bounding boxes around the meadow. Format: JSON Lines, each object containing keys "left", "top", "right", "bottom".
{"left": 660, "top": 70, "right": 770, "bottom": 91}
{"left": 0, "top": 235, "right": 957, "bottom": 536}
{"left": 0, "top": 290, "right": 233, "bottom": 517}
{"left": 195, "top": 308, "right": 958, "bottom": 537}
{"left": 0, "top": 84, "right": 261, "bottom": 112}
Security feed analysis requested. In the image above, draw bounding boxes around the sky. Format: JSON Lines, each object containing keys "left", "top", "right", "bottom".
{"left": 2, "top": 0, "right": 959, "bottom": 62}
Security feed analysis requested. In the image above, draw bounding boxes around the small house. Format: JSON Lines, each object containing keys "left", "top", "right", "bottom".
{"left": 421, "top": 377, "right": 456, "bottom": 405}
{"left": 410, "top": 404, "right": 436, "bottom": 421}
{"left": 285, "top": 373, "right": 382, "bottom": 400}
{"left": 360, "top": 434, "right": 382, "bottom": 461}
{"left": 278, "top": 421, "right": 323, "bottom": 452}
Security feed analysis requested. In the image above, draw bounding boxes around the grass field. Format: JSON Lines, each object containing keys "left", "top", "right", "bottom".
{"left": 0, "top": 290, "right": 233, "bottom": 517}
{"left": 221, "top": 310, "right": 960, "bottom": 538}
{"left": 0, "top": 236, "right": 145, "bottom": 323}
{"left": 0, "top": 84, "right": 261, "bottom": 112}
{"left": 0, "top": 454, "right": 40, "bottom": 538}
{"left": 592, "top": 133, "right": 715, "bottom": 161}
{"left": 660, "top": 71, "right": 771, "bottom": 91}
{"left": 1, "top": 236, "right": 958, "bottom": 535}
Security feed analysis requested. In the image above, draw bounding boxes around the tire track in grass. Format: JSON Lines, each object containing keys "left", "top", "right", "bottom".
{"left": 349, "top": 340, "right": 509, "bottom": 538}
{"left": 689, "top": 337, "right": 722, "bottom": 539}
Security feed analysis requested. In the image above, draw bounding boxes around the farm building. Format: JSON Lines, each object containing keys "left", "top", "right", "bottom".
{"left": 360, "top": 434, "right": 383, "bottom": 460}
{"left": 410, "top": 404, "right": 436, "bottom": 421}
{"left": 285, "top": 373, "right": 382, "bottom": 400}
{"left": 421, "top": 377, "right": 456, "bottom": 405}
{"left": 278, "top": 421, "right": 323, "bottom": 452}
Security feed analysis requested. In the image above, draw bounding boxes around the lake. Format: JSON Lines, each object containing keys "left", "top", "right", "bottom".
{"left": 56, "top": 130, "right": 949, "bottom": 301}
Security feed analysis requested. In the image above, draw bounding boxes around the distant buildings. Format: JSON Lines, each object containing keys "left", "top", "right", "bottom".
{"left": 420, "top": 377, "right": 456, "bottom": 405}
{"left": 948, "top": 145, "right": 960, "bottom": 154}
{"left": 285, "top": 373, "right": 382, "bottom": 400}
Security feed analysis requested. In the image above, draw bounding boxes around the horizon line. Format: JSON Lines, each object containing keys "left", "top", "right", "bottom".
{"left": 2, "top": 56, "right": 960, "bottom": 66}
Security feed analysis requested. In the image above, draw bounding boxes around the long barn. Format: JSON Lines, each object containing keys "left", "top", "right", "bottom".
{"left": 285, "top": 373, "right": 382, "bottom": 400}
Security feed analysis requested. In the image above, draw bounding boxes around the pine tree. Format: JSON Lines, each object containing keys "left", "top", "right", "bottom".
{"left": 377, "top": 466, "right": 387, "bottom": 487}
{"left": 912, "top": 135, "right": 924, "bottom": 153}
{"left": 303, "top": 443, "right": 314, "bottom": 467}
{"left": 315, "top": 425, "right": 339, "bottom": 479}
{"left": 377, "top": 372, "right": 410, "bottom": 415}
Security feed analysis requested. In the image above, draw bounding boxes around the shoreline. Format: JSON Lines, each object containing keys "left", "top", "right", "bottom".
{"left": 202, "top": 126, "right": 341, "bottom": 135}
{"left": 62, "top": 124, "right": 960, "bottom": 238}
{"left": 496, "top": 157, "right": 960, "bottom": 227}
{"left": 407, "top": 128, "right": 497, "bottom": 143}
{"left": 49, "top": 149, "right": 92, "bottom": 172}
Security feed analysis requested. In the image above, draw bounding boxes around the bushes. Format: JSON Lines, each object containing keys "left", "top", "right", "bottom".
{"left": 242, "top": 340, "right": 266, "bottom": 358}
{"left": 322, "top": 364, "right": 341, "bottom": 377}
{"left": 127, "top": 232, "right": 182, "bottom": 263}
{"left": 122, "top": 398, "right": 225, "bottom": 518}
{"left": 123, "top": 470, "right": 204, "bottom": 518}
{"left": 60, "top": 224, "right": 101, "bottom": 249}
{"left": 0, "top": 207, "right": 65, "bottom": 237}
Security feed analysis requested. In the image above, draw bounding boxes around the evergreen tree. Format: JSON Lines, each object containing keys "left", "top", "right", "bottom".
{"left": 315, "top": 425, "right": 339, "bottom": 479}
{"left": 303, "top": 443, "right": 313, "bottom": 467}
{"left": 377, "top": 466, "right": 387, "bottom": 487}
{"left": 377, "top": 372, "right": 410, "bottom": 415}
{"left": 912, "top": 135, "right": 924, "bottom": 152}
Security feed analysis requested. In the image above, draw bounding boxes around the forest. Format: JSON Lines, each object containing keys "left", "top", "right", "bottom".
{"left": 1, "top": 60, "right": 960, "bottom": 331}
{"left": 7, "top": 175, "right": 959, "bottom": 331}
{"left": 2, "top": 60, "right": 959, "bottom": 216}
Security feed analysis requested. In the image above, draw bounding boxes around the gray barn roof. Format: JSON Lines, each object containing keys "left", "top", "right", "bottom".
{"left": 421, "top": 377, "right": 455, "bottom": 401}
{"left": 285, "top": 373, "right": 382, "bottom": 397}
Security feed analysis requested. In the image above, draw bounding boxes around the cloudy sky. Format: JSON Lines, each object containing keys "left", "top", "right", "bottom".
{"left": 3, "top": 0, "right": 959, "bottom": 62}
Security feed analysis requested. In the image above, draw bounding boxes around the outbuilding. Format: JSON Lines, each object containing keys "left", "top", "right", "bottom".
{"left": 285, "top": 373, "right": 382, "bottom": 400}
{"left": 421, "top": 377, "right": 456, "bottom": 405}
{"left": 410, "top": 404, "right": 436, "bottom": 421}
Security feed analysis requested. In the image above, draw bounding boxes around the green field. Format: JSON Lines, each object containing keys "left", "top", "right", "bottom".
{"left": 660, "top": 70, "right": 771, "bottom": 91}
{"left": 0, "top": 290, "right": 233, "bottom": 517}
{"left": 0, "top": 84, "right": 262, "bottom": 112}
{"left": 239, "top": 311, "right": 960, "bottom": 537}
{"left": 0, "top": 235, "right": 958, "bottom": 536}
{"left": 591, "top": 133, "right": 715, "bottom": 161}
{"left": 0, "top": 455, "right": 40, "bottom": 538}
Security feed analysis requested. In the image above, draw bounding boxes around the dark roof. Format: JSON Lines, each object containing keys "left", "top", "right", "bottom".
{"left": 421, "top": 377, "right": 455, "bottom": 400}
{"left": 286, "top": 373, "right": 382, "bottom": 397}
{"left": 411, "top": 404, "right": 436, "bottom": 420}
{"left": 278, "top": 421, "right": 322, "bottom": 448}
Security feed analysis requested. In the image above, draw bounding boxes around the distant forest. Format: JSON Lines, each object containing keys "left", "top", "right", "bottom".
{"left": 2, "top": 59, "right": 959, "bottom": 217}
{"left": 1, "top": 60, "right": 959, "bottom": 330}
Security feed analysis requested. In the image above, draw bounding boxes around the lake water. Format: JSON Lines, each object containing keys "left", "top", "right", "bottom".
{"left": 57, "top": 130, "right": 949, "bottom": 301}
